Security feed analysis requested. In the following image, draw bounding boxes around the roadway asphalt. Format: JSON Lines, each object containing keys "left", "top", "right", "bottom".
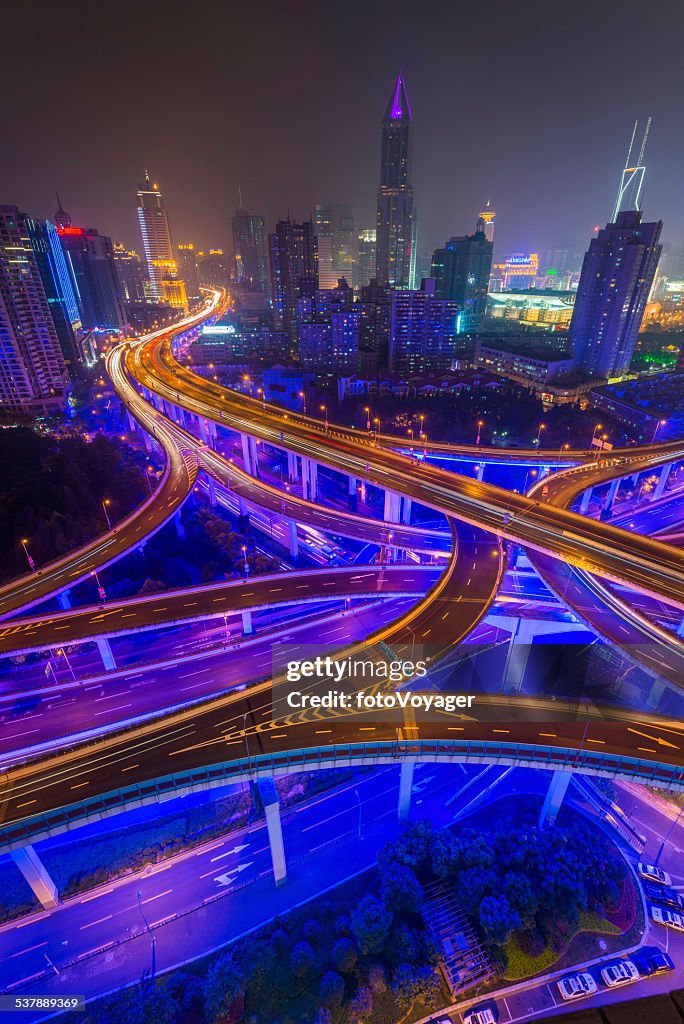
{"left": 127, "top": 323, "right": 684, "bottom": 609}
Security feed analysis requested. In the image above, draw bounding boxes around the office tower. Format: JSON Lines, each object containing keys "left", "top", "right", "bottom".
{"left": 358, "top": 278, "right": 391, "bottom": 372}
{"left": 375, "top": 72, "right": 415, "bottom": 289}
{"left": 56, "top": 203, "right": 126, "bottom": 330}
{"left": 314, "top": 203, "right": 355, "bottom": 289}
{"left": 136, "top": 172, "right": 179, "bottom": 300}
{"left": 389, "top": 280, "right": 459, "bottom": 375}
{"left": 177, "top": 243, "right": 201, "bottom": 301}
{"left": 197, "top": 249, "right": 231, "bottom": 289}
{"left": 479, "top": 201, "right": 495, "bottom": 244}
{"left": 269, "top": 219, "right": 319, "bottom": 343}
{"left": 431, "top": 217, "right": 493, "bottom": 332}
{"left": 231, "top": 209, "right": 270, "bottom": 297}
{"left": 356, "top": 229, "right": 376, "bottom": 288}
{"left": 112, "top": 243, "right": 147, "bottom": 303}
{"left": 570, "top": 210, "right": 662, "bottom": 379}
{"left": 0, "top": 205, "right": 68, "bottom": 411}
{"left": 27, "top": 217, "right": 88, "bottom": 378}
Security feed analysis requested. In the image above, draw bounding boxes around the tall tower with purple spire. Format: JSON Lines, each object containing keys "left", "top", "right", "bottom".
{"left": 375, "top": 72, "right": 416, "bottom": 289}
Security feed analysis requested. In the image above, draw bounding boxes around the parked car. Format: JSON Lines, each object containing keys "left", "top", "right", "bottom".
{"left": 463, "top": 1002, "right": 498, "bottom": 1024}
{"left": 643, "top": 882, "right": 684, "bottom": 910}
{"left": 650, "top": 904, "right": 684, "bottom": 932}
{"left": 637, "top": 863, "right": 671, "bottom": 886}
{"left": 600, "top": 959, "right": 640, "bottom": 988}
{"left": 557, "top": 972, "right": 598, "bottom": 1001}
{"left": 633, "top": 945, "right": 675, "bottom": 977}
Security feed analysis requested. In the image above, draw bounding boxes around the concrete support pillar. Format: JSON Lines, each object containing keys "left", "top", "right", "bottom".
{"left": 198, "top": 417, "right": 209, "bottom": 446}
{"left": 238, "top": 496, "right": 249, "bottom": 517}
{"left": 11, "top": 845, "right": 59, "bottom": 909}
{"left": 175, "top": 511, "right": 186, "bottom": 539}
{"left": 207, "top": 418, "right": 218, "bottom": 447}
{"left": 402, "top": 497, "right": 413, "bottom": 525}
{"left": 258, "top": 779, "right": 287, "bottom": 886}
{"left": 398, "top": 760, "right": 416, "bottom": 821}
{"left": 248, "top": 436, "right": 259, "bottom": 477}
{"left": 348, "top": 475, "right": 357, "bottom": 496}
{"left": 677, "top": 615, "right": 684, "bottom": 639}
{"left": 301, "top": 457, "right": 318, "bottom": 501}
{"left": 207, "top": 476, "right": 217, "bottom": 507}
{"left": 502, "top": 618, "right": 532, "bottom": 693}
{"left": 241, "top": 433, "right": 253, "bottom": 475}
{"left": 579, "top": 487, "right": 593, "bottom": 514}
{"left": 57, "top": 590, "right": 71, "bottom": 611}
{"left": 241, "top": 609, "right": 253, "bottom": 635}
{"left": 142, "top": 431, "right": 152, "bottom": 452}
{"left": 539, "top": 466, "right": 550, "bottom": 480}
{"left": 538, "top": 770, "right": 572, "bottom": 828}
{"left": 653, "top": 463, "right": 673, "bottom": 501}
{"left": 126, "top": 410, "right": 137, "bottom": 433}
{"left": 288, "top": 519, "right": 299, "bottom": 559}
{"left": 475, "top": 463, "right": 485, "bottom": 482}
{"left": 647, "top": 676, "right": 667, "bottom": 710}
{"left": 604, "top": 478, "right": 620, "bottom": 513}
{"left": 287, "top": 451, "right": 299, "bottom": 483}
{"left": 96, "top": 636, "right": 117, "bottom": 672}
{"left": 383, "top": 490, "right": 401, "bottom": 523}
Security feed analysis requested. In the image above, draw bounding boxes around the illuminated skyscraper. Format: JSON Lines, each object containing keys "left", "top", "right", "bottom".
{"left": 356, "top": 229, "right": 376, "bottom": 288}
{"left": 0, "top": 205, "right": 68, "bottom": 411}
{"left": 375, "top": 72, "right": 415, "bottom": 289}
{"left": 176, "top": 244, "right": 201, "bottom": 301}
{"left": 314, "top": 204, "right": 355, "bottom": 289}
{"left": 431, "top": 217, "right": 493, "bottom": 332}
{"left": 136, "top": 172, "right": 179, "bottom": 300}
{"left": 231, "top": 209, "right": 270, "bottom": 297}
{"left": 113, "top": 243, "right": 147, "bottom": 303}
{"left": 268, "top": 219, "right": 319, "bottom": 343}
{"left": 479, "top": 201, "right": 495, "bottom": 244}
{"left": 570, "top": 211, "right": 662, "bottom": 379}
{"left": 389, "top": 281, "right": 459, "bottom": 375}
{"left": 56, "top": 201, "right": 126, "bottom": 331}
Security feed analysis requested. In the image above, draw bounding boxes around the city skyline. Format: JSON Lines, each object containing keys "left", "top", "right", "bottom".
{"left": 3, "top": 0, "right": 684, "bottom": 260}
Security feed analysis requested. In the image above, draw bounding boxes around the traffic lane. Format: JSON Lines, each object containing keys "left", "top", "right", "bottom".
{"left": 3, "top": 700, "right": 684, "bottom": 837}
{"left": 129, "top": 344, "right": 684, "bottom": 607}
{"left": 0, "top": 566, "right": 440, "bottom": 656}
{"left": 0, "top": 599, "right": 415, "bottom": 760}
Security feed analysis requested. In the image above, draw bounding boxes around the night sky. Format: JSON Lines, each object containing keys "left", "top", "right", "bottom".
{"left": 3, "top": 0, "right": 683, "bottom": 261}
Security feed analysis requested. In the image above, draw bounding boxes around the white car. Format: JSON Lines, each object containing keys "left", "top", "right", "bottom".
{"left": 638, "top": 863, "right": 671, "bottom": 886}
{"left": 600, "top": 959, "right": 640, "bottom": 988}
{"left": 557, "top": 972, "right": 598, "bottom": 1001}
{"left": 650, "top": 904, "right": 684, "bottom": 932}
{"left": 463, "top": 1006, "right": 498, "bottom": 1024}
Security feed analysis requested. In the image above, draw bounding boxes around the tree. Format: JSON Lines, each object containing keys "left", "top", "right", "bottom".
{"left": 348, "top": 986, "right": 373, "bottom": 1020}
{"left": 391, "top": 963, "right": 439, "bottom": 1010}
{"left": 331, "top": 937, "right": 358, "bottom": 973}
{"left": 290, "top": 940, "right": 316, "bottom": 978}
{"left": 313, "top": 1009, "right": 332, "bottom": 1024}
{"left": 479, "top": 895, "right": 521, "bottom": 945}
{"left": 204, "top": 952, "right": 245, "bottom": 1023}
{"left": 320, "top": 970, "right": 345, "bottom": 1010}
{"left": 350, "top": 895, "right": 393, "bottom": 955}
{"left": 379, "top": 861, "right": 423, "bottom": 914}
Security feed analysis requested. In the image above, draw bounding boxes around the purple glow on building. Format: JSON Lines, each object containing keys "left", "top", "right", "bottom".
{"left": 389, "top": 71, "right": 412, "bottom": 121}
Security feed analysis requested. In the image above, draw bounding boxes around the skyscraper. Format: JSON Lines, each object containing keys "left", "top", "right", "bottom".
{"left": 113, "top": 243, "right": 147, "bottom": 303}
{"left": 356, "top": 229, "right": 376, "bottom": 289}
{"left": 27, "top": 217, "right": 88, "bottom": 378}
{"left": 479, "top": 201, "right": 496, "bottom": 244}
{"left": 268, "top": 219, "right": 319, "bottom": 343}
{"left": 570, "top": 210, "right": 662, "bottom": 379}
{"left": 314, "top": 204, "right": 355, "bottom": 289}
{"left": 389, "top": 281, "right": 459, "bottom": 375}
{"left": 176, "top": 244, "right": 201, "bottom": 302}
{"left": 431, "top": 218, "right": 493, "bottom": 333}
{"left": 375, "top": 72, "right": 415, "bottom": 289}
{"left": 56, "top": 202, "right": 126, "bottom": 331}
{"left": 0, "top": 206, "right": 68, "bottom": 411}
{"left": 136, "top": 172, "right": 179, "bottom": 300}
{"left": 231, "top": 209, "right": 270, "bottom": 297}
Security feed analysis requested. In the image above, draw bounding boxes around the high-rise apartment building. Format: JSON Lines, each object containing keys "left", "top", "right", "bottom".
{"left": 389, "top": 281, "right": 459, "bottom": 375}
{"left": 356, "top": 229, "right": 377, "bottom": 289}
{"left": 431, "top": 217, "right": 493, "bottom": 332}
{"left": 176, "top": 243, "right": 201, "bottom": 301}
{"left": 27, "top": 217, "right": 88, "bottom": 378}
{"left": 0, "top": 206, "right": 68, "bottom": 411}
{"left": 231, "top": 209, "right": 270, "bottom": 297}
{"left": 570, "top": 210, "right": 662, "bottom": 379}
{"left": 136, "top": 172, "right": 180, "bottom": 300}
{"left": 269, "top": 219, "right": 319, "bottom": 343}
{"left": 57, "top": 209, "right": 126, "bottom": 330}
{"left": 375, "top": 73, "right": 415, "bottom": 289}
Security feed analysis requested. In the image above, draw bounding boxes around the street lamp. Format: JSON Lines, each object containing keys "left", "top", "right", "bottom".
{"left": 591, "top": 423, "right": 603, "bottom": 446}
{"left": 476, "top": 420, "right": 484, "bottom": 445}
{"left": 320, "top": 404, "right": 328, "bottom": 431}
{"left": 21, "top": 539, "right": 36, "bottom": 573}
{"left": 353, "top": 788, "right": 363, "bottom": 839}
{"left": 364, "top": 406, "right": 371, "bottom": 431}
{"left": 137, "top": 890, "right": 157, "bottom": 979}
{"left": 654, "top": 803, "right": 684, "bottom": 866}
{"left": 652, "top": 419, "right": 667, "bottom": 443}
{"left": 535, "top": 422, "right": 546, "bottom": 447}
{"left": 102, "top": 499, "right": 112, "bottom": 531}
{"left": 299, "top": 391, "right": 307, "bottom": 416}
{"left": 91, "top": 569, "right": 107, "bottom": 603}
{"left": 242, "top": 545, "right": 249, "bottom": 575}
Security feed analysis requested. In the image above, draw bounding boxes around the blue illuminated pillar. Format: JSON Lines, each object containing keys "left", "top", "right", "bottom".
{"left": 538, "top": 770, "right": 572, "bottom": 828}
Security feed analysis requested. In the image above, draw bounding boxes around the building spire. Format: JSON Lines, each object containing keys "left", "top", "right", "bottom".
{"left": 611, "top": 118, "right": 652, "bottom": 221}
{"left": 383, "top": 71, "right": 412, "bottom": 123}
{"left": 54, "top": 192, "right": 71, "bottom": 229}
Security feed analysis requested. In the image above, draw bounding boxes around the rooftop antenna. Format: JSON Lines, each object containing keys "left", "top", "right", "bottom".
{"left": 238, "top": 185, "right": 243, "bottom": 208}
{"left": 611, "top": 117, "right": 652, "bottom": 221}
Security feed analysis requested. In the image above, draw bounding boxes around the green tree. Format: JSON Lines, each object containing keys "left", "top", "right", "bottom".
{"left": 320, "top": 970, "right": 345, "bottom": 1010}
{"left": 350, "top": 895, "right": 393, "bottom": 955}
